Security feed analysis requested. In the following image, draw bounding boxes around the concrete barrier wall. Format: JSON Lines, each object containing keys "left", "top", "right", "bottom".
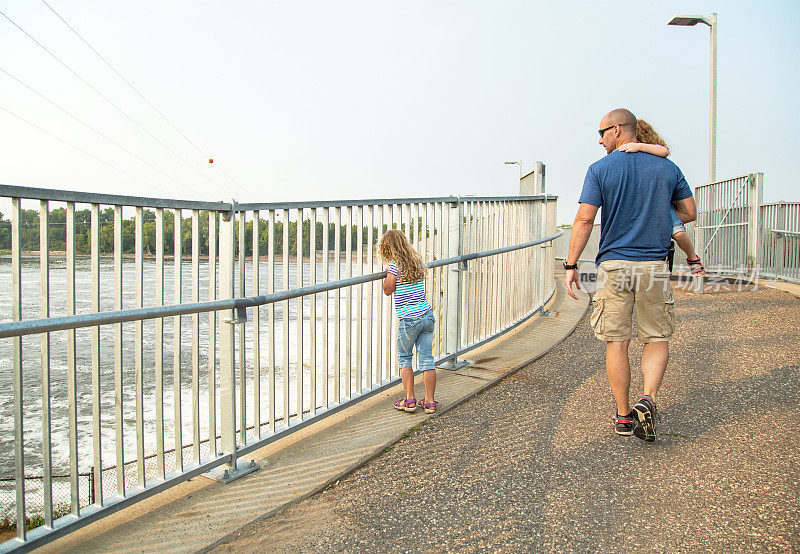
{"left": 554, "top": 224, "right": 601, "bottom": 262}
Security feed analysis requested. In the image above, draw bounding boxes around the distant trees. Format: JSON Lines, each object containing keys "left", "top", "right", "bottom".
{"left": 0, "top": 209, "right": 415, "bottom": 257}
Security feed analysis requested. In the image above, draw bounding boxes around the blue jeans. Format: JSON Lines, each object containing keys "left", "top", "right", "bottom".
{"left": 397, "top": 309, "right": 436, "bottom": 371}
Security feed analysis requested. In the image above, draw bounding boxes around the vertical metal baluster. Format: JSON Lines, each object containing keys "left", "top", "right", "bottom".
{"left": 496, "top": 201, "right": 503, "bottom": 332}
{"left": 345, "top": 206, "right": 352, "bottom": 399}
{"left": 334, "top": 207, "right": 341, "bottom": 402}
{"left": 410, "top": 202, "right": 417, "bottom": 250}
{"left": 321, "top": 208, "right": 330, "bottom": 408}
{"left": 436, "top": 202, "right": 445, "bottom": 356}
{"left": 192, "top": 210, "right": 201, "bottom": 463}
{"left": 40, "top": 200, "right": 54, "bottom": 525}
{"left": 155, "top": 209, "right": 165, "bottom": 476}
{"left": 374, "top": 205, "right": 384, "bottom": 383}
{"left": 252, "top": 211, "right": 261, "bottom": 437}
{"left": 66, "top": 201, "right": 79, "bottom": 516}
{"left": 135, "top": 208, "right": 145, "bottom": 486}
{"left": 389, "top": 204, "right": 398, "bottom": 377}
{"left": 422, "top": 203, "right": 431, "bottom": 348}
{"left": 523, "top": 202, "right": 529, "bottom": 314}
{"left": 356, "top": 206, "right": 363, "bottom": 394}
{"left": 510, "top": 202, "right": 516, "bottom": 320}
{"left": 482, "top": 201, "right": 494, "bottom": 337}
{"left": 477, "top": 202, "right": 486, "bottom": 340}
{"left": 478, "top": 199, "right": 484, "bottom": 328}
{"left": 459, "top": 201, "right": 468, "bottom": 348}
{"left": 490, "top": 202, "right": 498, "bottom": 335}
{"left": 512, "top": 200, "right": 518, "bottom": 318}
{"left": 90, "top": 204, "right": 102, "bottom": 505}
{"left": 481, "top": 202, "right": 491, "bottom": 339}
{"left": 173, "top": 208, "right": 183, "bottom": 473}
{"left": 267, "top": 211, "right": 276, "bottom": 433}
{"left": 435, "top": 202, "right": 448, "bottom": 356}
{"left": 208, "top": 211, "right": 218, "bottom": 456}
{"left": 365, "top": 205, "right": 373, "bottom": 390}
{"left": 469, "top": 202, "right": 478, "bottom": 345}
{"left": 383, "top": 204, "right": 392, "bottom": 380}
{"left": 114, "top": 207, "right": 127, "bottom": 490}
{"left": 11, "top": 198, "right": 25, "bottom": 538}
{"left": 467, "top": 201, "right": 474, "bottom": 344}
{"left": 421, "top": 201, "right": 429, "bottom": 291}
{"left": 309, "top": 208, "right": 317, "bottom": 414}
{"left": 296, "top": 208, "right": 305, "bottom": 420}
{"left": 503, "top": 201, "right": 508, "bottom": 323}
{"left": 282, "top": 209, "right": 290, "bottom": 426}
{"left": 517, "top": 202, "right": 522, "bottom": 318}
{"left": 497, "top": 202, "right": 505, "bottom": 329}
{"left": 238, "top": 211, "right": 247, "bottom": 442}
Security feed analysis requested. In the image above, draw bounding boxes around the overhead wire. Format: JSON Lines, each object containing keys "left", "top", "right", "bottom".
{"left": 0, "top": 8, "right": 228, "bottom": 200}
{"left": 39, "top": 0, "right": 257, "bottom": 201}
{"left": 0, "top": 104, "right": 173, "bottom": 197}
{"left": 0, "top": 65, "right": 205, "bottom": 200}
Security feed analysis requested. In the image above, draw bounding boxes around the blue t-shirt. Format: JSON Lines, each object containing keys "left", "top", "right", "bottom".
{"left": 579, "top": 150, "right": 692, "bottom": 264}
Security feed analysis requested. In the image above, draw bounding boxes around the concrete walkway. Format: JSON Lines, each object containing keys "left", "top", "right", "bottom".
{"left": 209, "top": 280, "right": 800, "bottom": 552}
{"left": 42, "top": 281, "right": 589, "bottom": 553}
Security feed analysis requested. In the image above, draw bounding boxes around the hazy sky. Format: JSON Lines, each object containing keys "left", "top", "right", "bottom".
{"left": 1, "top": 0, "right": 798, "bottom": 224}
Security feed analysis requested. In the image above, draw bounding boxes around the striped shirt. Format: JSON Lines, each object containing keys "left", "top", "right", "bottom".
{"left": 387, "top": 262, "right": 431, "bottom": 319}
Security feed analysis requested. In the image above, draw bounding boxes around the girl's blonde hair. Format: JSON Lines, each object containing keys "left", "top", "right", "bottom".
{"left": 378, "top": 229, "right": 427, "bottom": 282}
{"left": 636, "top": 119, "right": 667, "bottom": 148}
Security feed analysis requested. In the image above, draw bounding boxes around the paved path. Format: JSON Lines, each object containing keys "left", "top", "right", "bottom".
{"left": 43, "top": 281, "right": 588, "bottom": 553}
{"left": 212, "top": 282, "right": 800, "bottom": 552}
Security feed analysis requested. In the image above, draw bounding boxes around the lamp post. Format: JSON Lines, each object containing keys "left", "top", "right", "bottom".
{"left": 669, "top": 13, "right": 717, "bottom": 184}
{"left": 504, "top": 160, "right": 522, "bottom": 181}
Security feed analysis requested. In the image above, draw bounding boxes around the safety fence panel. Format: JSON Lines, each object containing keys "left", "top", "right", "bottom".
{"left": 760, "top": 202, "right": 800, "bottom": 283}
{"left": 691, "top": 174, "right": 761, "bottom": 274}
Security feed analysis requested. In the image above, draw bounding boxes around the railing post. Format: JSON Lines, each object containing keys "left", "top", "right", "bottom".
{"left": 776, "top": 202, "right": 787, "bottom": 280}
{"left": 747, "top": 173, "right": 764, "bottom": 272}
{"left": 219, "top": 204, "right": 237, "bottom": 469}
{"left": 442, "top": 196, "right": 467, "bottom": 369}
{"left": 546, "top": 198, "right": 557, "bottom": 295}
{"left": 529, "top": 163, "right": 548, "bottom": 309}
{"left": 210, "top": 201, "right": 258, "bottom": 483}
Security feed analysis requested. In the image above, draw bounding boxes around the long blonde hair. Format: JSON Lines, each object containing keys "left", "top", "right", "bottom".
{"left": 636, "top": 119, "right": 668, "bottom": 148}
{"left": 378, "top": 229, "right": 426, "bottom": 282}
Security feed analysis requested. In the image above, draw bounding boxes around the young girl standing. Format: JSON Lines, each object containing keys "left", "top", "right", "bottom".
{"left": 379, "top": 229, "right": 437, "bottom": 414}
{"left": 619, "top": 119, "right": 706, "bottom": 275}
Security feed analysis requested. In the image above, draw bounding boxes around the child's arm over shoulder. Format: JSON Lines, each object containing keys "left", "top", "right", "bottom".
{"left": 617, "top": 142, "right": 670, "bottom": 157}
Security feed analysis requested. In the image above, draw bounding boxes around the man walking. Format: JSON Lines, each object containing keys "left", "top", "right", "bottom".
{"left": 564, "top": 108, "right": 696, "bottom": 442}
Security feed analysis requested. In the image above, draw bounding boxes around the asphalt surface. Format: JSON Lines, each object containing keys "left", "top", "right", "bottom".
{"left": 212, "top": 284, "right": 800, "bottom": 553}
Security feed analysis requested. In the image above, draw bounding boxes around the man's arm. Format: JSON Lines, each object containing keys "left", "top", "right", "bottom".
{"left": 672, "top": 196, "right": 697, "bottom": 224}
{"left": 565, "top": 203, "right": 599, "bottom": 300}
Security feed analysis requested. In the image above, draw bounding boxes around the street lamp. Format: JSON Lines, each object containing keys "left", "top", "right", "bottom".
{"left": 504, "top": 160, "right": 522, "bottom": 181}
{"left": 669, "top": 13, "right": 717, "bottom": 183}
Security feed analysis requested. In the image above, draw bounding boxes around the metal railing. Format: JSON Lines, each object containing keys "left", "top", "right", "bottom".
{"left": 689, "top": 173, "right": 762, "bottom": 274}
{"left": 760, "top": 202, "right": 800, "bottom": 283}
{"left": 0, "top": 184, "right": 559, "bottom": 551}
{"left": 685, "top": 173, "right": 799, "bottom": 285}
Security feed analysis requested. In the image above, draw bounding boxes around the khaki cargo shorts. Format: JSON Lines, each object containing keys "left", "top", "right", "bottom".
{"left": 590, "top": 260, "right": 675, "bottom": 343}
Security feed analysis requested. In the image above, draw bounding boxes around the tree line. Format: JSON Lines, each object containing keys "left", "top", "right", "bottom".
{"left": 0, "top": 208, "right": 425, "bottom": 257}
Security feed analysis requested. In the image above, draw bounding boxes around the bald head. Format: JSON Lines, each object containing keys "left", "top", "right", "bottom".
{"left": 598, "top": 108, "right": 637, "bottom": 153}
{"left": 604, "top": 108, "right": 637, "bottom": 131}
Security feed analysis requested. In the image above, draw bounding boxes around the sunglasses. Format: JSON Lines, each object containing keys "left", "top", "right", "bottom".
{"left": 598, "top": 123, "right": 625, "bottom": 137}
